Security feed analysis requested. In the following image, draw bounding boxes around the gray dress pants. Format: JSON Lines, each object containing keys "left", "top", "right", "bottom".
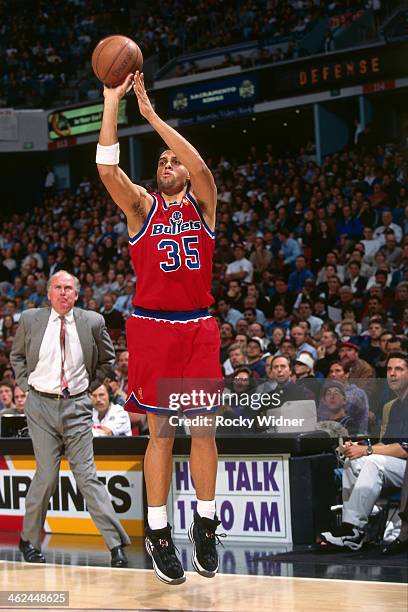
{"left": 22, "top": 390, "right": 131, "bottom": 550}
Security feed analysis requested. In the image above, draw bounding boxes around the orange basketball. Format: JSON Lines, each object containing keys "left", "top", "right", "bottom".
{"left": 91, "top": 35, "right": 143, "bottom": 88}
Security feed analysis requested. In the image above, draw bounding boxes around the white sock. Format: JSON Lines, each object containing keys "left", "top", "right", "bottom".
{"left": 197, "top": 499, "right": 216, "bottom": 521}
{"left": 148, "top": 505, "right": 168, "bottom": 530}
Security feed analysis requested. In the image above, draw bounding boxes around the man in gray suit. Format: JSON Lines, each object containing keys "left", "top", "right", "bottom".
{"left": 10, "top": 270, "right": 130, "bottom": 566}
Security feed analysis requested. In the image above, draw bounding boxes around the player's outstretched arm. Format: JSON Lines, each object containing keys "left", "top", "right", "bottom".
{"left": 133, "top": 72, "right": 217, "bottom": 230}
{"left": 97, "top": 73, "right": 152, "bottom": 236}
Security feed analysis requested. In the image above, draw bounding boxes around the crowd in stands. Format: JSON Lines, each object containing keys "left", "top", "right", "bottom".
{"left": 0, "top": 131, "right": 407, "bottom": 438}
{"left": 0, "top": 0, "right": 376, "bottom": 108}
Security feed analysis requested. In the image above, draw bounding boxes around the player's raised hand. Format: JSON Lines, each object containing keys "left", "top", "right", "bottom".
{"left": 103, "top": 73, "right": 134, "bottom": 101}
{"left": 133, "top": 71, "right": 155, "bottom": 121}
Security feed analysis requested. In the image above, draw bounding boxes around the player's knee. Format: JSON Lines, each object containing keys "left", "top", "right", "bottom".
{"left": 191, "top": 435, "right": 217, "bottom": 450}
{"left": 147, "top": 435, "right": 174, "bottom": 453}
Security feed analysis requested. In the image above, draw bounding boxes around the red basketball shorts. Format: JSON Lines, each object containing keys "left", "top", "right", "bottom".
{"left": 125, "top": 308, "right": 222, "bottom": 416}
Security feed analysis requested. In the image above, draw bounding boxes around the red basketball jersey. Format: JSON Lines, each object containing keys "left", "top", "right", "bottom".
{"left": 129, "top": 192, "right": 215, "bottom": 310}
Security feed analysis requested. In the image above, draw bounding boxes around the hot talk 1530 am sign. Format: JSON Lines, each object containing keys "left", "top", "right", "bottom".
{"left": 170, "top": 455, "right": 292, "bottom": 542}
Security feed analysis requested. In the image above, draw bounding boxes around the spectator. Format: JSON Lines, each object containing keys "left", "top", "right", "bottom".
{"left": 217, "top": 299, "right": 242, "bottom": 327}
{"left": 225, "top": 280, "right": 245, "bottom": 312}
{"left": 320, "top": 352, "right": 408, "bottom": 551}
{"left": 247, "top": 323, "right": 268, "bottom": 349}
{"left": 338, "top": 341, "right": 376, "bottom": 399}
{"left": 361, "top": 226, "right": 382, "bottom": 261}
{"left": 360, "top": 317, "right": 385, "bottom": 366}
{"left": 246, "top": 338, "right": 266, "bottom": 377}
{"left": 225, "top": 244, "right": 253, "bottom": 284}
{"left": 105, "top": 374, "right": 127, "bottom": 407}
{"left": 288, "top": 256, "right": 314, "bottom": 294}
{"left": 265, "top": 304, "right": 290, "bottom": 338}
{"left": 114, "top": 280, "right": 135, "bottom": 317}
{"left": 243, "top": 296, "right": 266, "bottom": 326}
{"left": 291, "top": 324, "right": 318, "bottom": 360}
{"left": 361, "top": 295, "right": 393, "bottom": 331}
{"left": 278, "top": 229, "right": 302, "bottom": 268}
{"left": 320, "top": 381, "right": 360, "bottom": 436}
{"left": 390, "top": 282, "right": 408, "bottom": 321}
{"left": 278, "top": 338, "right": 297, "bottom": 362}
{"left": 223, "top": 366, "right": 258, "bottom": 426}
{"left": 101, "top": 294, "right": 125, "bottom": 337}
{"left": 0, "top": 380, "right": 15, "bottom": 413}
{"left": 383, "top": 231, "right": 402, "bottom": 270}
{"left": 219, "top": 322, "right": 235, "bottom": 363}
{"left": 255, "top": 354, "right": 278, "bottom": 395}
{"left": 345, "top": 260, "right": 367, "bottom": 294}
{"left": 318, "top": 360, "right": 369, "bottom": 433}
{"left": 13, "top": 385, "right": 27, "bottom": 413}
{"left": 249, "top": 237, "right": 273, "bottom": 276}
{"left": 294, "top": 352, "right": 320, "bottom": 400}
{"left": 223, "top": 343, "right": 247, "bottom": 376}
{"left": 235, "top": 318, "right": 249, "bottom": 335}
{"left": 316, "top": 330, "right": 339, "bottom": 376}
{"left": 373, "top": 210, "right": 403, "bottom": 244}
{"left": 297, "top": 299, "right": 323, "bottom": 336}
{"left": 91, "top": 383, "right": 131, "bottom": 437}
{"left": 268, "top": 355, "right": 312, "bottom": 404}
{"left": 269, "top": 276, "right": 296, "bottom": 312}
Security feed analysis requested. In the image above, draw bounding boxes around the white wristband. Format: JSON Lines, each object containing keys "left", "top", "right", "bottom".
{"left": 96, "top": 142, "right": 120, "bottom": 165}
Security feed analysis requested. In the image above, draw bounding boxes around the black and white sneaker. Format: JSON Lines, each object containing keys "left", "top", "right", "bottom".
{"left": 320, "top": 522, "right": 365, "bottom": 551}
{"left": 145, "top": 524, "right": 186, "bottom": 585}
{"left": 188, "top": 512, "right": 223, "bottom": 577}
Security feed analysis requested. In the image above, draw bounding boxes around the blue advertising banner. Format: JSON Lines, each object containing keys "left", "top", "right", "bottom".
{"left": 168, "top": 75, "right": 258, "bottom": 116}
{"left": 170, "top": 455, "right": 292, "bottom": 542}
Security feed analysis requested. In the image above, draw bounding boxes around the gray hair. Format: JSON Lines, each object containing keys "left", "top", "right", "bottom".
{"left": 47, "top": 270, "right": 81, "bottom": 293}
{"left": 228, "top": 343, "right": 245, "bottom": 356}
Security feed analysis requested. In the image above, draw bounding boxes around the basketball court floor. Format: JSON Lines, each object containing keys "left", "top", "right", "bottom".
{"left": 0, "top": 533, "right": 406, "bottom": 611}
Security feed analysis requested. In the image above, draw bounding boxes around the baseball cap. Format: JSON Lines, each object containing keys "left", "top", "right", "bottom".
{"left": 339, "top": 341, "right": 359, "bottom": 351}
{"left": 295, "top": 352, "right": 314, "bottom": 370}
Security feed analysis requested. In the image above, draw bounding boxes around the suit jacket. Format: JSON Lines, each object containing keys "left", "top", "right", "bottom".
{"left": 10, "top": 307, "right": 116, "bottom": 393}
{"left": 345, "top": 276, "right": 367, "bottom": 294}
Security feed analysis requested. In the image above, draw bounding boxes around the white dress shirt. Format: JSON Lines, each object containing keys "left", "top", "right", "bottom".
{"left": 373, "top": 223, "right": 403, "bottom": 244}
{"left": 306, "top": 315, "right": 323, "bottom": 336}
{"left": 361, "top": 238, "right": 382, "bottom": 261}
{"left": 226, "top": 257, "right": 254, "bottom": 283}
{"left": 92, "top": 403, "right": 131, "bottom": 436}
{"left": 28, "top": 308, "right": 89, "bottom": 395}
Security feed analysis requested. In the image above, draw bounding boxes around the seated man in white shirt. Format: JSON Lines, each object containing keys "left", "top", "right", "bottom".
{"left": 225, "top": 244, "right": 254, "bottom": 284}
{"left": 92, "top": 383, "right": 131, "bottom": 437}
{"left": 373, "top": 211, "right": 403, "bottom": 245}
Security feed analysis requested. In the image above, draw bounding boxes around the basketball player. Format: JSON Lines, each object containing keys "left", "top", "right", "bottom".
{"left": 97, "top": 72, "right": 222, "bottom": 585}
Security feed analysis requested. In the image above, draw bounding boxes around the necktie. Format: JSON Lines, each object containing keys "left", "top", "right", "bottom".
{"left": 59, "top": 316, "right": 70, "bottom": 398}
